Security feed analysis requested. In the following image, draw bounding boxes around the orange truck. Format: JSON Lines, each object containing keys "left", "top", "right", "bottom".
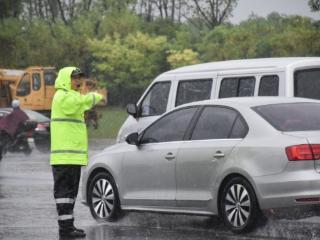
{"left": 0, "top": 66, "right": 107, "bottom": 124}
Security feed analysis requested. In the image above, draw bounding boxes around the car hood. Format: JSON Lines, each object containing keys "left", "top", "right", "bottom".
{"left": 86, "top": 142, "right": 127, "bottom": 175}
{"left": 89, "top": 142, "right": 127, "bottom": 160}
{"left": 103, "top": 142, "right": 128, "bottom": 152}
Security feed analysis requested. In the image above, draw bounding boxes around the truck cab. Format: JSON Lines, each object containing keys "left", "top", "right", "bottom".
{"left": 0, "top": 67, "right": 56, "bottom": 112}
{"left": 14, "top": 67, "right": 56, "bottom": 111}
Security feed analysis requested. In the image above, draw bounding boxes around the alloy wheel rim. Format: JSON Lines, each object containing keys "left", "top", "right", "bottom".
{"left": 224, "top": 184, "right": 251, "bottom": 227}
{"left": 91, "top": 178, "right": 114, "bottom": 218}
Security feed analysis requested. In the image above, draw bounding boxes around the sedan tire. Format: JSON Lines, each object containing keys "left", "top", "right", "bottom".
{"left": 219, "top": 176, "right": 260, "bottom": 233}
{"left": 88, "top": 172, "right": 120, "bottom": 221}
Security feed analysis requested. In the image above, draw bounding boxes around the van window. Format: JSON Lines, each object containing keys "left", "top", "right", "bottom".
{"left": 259, "top": 75, "right": 279, "bottom": 96}
{"left": 295, "top": 68, "right": 320, "bottom": 100}
{"left": 219, "top": 77, "right": 255, "bottom": 98}
{"left": 176, "top": 79, "right": 212, "bottom": 106}
{"left": 16, "top": 74, "right": 31, "bottom": 96}
{"left": 32, "top": 73, "right": 41, "bottom": 91}
{"left": 140, "top": 81, "right": 171, "bottom": 117}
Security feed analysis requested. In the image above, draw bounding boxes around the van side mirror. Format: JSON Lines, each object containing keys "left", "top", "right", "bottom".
{"left": 125, "top": 132, "right": 139, "bottom": 145}
{"left": 127, "top": 104, "right": 139, "bottom": 118}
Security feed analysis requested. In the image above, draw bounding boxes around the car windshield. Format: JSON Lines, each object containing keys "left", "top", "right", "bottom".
{"left": 23, "top": 109, "right": 50, "bottom": 123}
{"left": 253, "top": 102, "right": 320, "bottom": 131}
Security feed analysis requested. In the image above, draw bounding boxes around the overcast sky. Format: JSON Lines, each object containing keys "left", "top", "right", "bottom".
{"left": 230, "top": 0, "right": 320, "bottom": 23}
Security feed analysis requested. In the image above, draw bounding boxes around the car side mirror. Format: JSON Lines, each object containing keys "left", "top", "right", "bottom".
{"left": 125, "top": 132, "right": 140, "bottom": 145}
{"left": 127, "top": 104, "right": 139, "bottom": 118}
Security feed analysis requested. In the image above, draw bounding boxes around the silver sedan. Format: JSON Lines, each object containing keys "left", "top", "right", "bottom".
{"left": 82, "top": 97, "right": 320, "bottom": 233}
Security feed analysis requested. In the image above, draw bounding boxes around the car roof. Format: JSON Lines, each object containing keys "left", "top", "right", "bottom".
{"left": 0, "top": 108, "right": 12, "bottom": 113}
{"left": 0, "top": 108, "right": 50, "bottom": 122}
{"left": 181, "top": 97, "right": 320, "bottom": 109}
{"left": 163, "top": 57, "right": 320, "bottom": 75}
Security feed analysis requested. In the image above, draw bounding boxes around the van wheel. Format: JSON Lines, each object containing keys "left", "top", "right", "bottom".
{"left": 88, "top": 172, "right": 120, "bottom": 221}
{"left": 219, "top": 177, "right": 260, "bottom": 233}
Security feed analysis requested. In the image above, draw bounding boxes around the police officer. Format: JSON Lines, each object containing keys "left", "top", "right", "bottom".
{"left": 50, "top": 67, "right": 103, "bottom": 238}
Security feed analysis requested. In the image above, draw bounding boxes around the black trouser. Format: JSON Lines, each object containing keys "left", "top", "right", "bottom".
{"left": 52, "top": 165, "right": 81, "bottom": 232}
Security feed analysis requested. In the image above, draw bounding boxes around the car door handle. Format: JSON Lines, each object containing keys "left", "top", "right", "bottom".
{"left": 213, "top": 151, "right": 225, "bottom": 158}
{"left": 165, "top": 152, "right": 175, "bottom": 161}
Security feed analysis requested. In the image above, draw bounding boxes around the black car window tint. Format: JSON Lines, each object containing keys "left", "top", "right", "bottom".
{"left": 259, "top": 75, "right": 279, "bottom": 96}
{"left": 253, "top": 102, "right": 320, "bottom": 131}
{"left": 219, "top": 77, "right": 255, "bottom": 98}
{"left": 219, "top": 78, "right": 238, "bottom": 98}
{"left": 141, "top": 107, "right": 197, "bottom": 144}
{"left": 140, "top": 81, "right": 171, "bottom": 117}
{"left": 191, "top": 106, "right": 238, "bottom": 140}
{"left": 175, "top": 79, "right": 212, "bottom": 106}
{"left": 238, "top": 77, "right": 255, "bottom": 96}
{"left": 229, "top": 116, "right": 248, "bottom": 138}
{"left": 294, "top": 68, "right": 320, "bottom": 100}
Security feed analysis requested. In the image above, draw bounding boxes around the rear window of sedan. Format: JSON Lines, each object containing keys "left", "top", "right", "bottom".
{"left": 24, "top": 109, "right": 50, "bottom": 123}
{"left": 253, "top": 102, "right": 320, "bottom": 131}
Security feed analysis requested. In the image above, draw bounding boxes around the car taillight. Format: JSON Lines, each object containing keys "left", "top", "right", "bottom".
{"left": 36, "top": 123, "right": 46, "bottom": 131}
{"left": 312, "top": 144, "right": 320, "bottom": 159}
{"left": 286, "top": 144, "right": 320, "bottom": 161}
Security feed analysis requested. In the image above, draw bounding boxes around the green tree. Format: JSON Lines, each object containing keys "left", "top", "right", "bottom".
{"left": 97, "top": 10, "right": 141, "bottom": 38}
{"left": 0, "top": 19, "right": 27, "bottom": 67}
{"left": 0, "top": 0, "right": 23, "bottom": 19}
{"left": 197, "top": 25, "right": 232, "bottom": 61}
{"left": 269, "top": 16, "right": 320, "bottom": 57}
{"left": 198, "top": 13, "right": 320, "bottom": 62}
{"left": 167, "top": 49, "right": 200, "bottom": 69}
{"left": 186, "top": 0, "right": 238, "bottom": 29}
{"left": 88, "top": 32, "right": 168, "bottom": 105}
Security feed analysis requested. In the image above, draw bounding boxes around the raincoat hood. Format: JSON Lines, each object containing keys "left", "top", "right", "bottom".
{"left": 54, "top": 67, "right": 77, "bottom": 90}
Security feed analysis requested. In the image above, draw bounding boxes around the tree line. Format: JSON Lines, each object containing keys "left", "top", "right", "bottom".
{"left": 0, "top": 0, "right": 319, "bottom": 105}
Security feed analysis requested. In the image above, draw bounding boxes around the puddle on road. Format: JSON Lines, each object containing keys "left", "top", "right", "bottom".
{"left": 78, "top": 210, "right": 320, "bottom": 240}
{"left": 0, "top": 185, "right": 5, "bottom": 199}
{"left": 84, "top": 224, "right": 256, "bottom": 240}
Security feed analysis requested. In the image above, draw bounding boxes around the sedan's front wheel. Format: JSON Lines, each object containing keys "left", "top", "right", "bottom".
{"left": 88, "top": 172, "right": 120, "bottom": 221}
{"left": 219, "top": 176, "right": 260, "bottom": 233}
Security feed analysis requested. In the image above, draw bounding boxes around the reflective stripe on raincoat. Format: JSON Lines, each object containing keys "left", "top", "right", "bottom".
{"left": 50, "top": 67, "right": 103, "bottom": 165}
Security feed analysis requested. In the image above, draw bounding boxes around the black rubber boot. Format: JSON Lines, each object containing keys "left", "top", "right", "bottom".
{"left": 59, "top": 228, "right": 86, "bottom": 238}
{"left": 73, "top": 226, "right": 85, "bottom": 233}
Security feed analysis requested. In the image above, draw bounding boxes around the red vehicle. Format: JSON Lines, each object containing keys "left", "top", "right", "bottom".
{"left": 0, "top": 108, "right": 50, "bottom": 155}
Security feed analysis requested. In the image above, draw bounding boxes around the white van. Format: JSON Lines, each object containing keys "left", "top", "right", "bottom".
{"left": 117, "top": 57, "right": 320, "bottom": 142}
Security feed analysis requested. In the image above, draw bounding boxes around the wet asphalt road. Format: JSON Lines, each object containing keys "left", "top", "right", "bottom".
{"left": 1, "top": 139, "right": 320, "bottom": 240}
